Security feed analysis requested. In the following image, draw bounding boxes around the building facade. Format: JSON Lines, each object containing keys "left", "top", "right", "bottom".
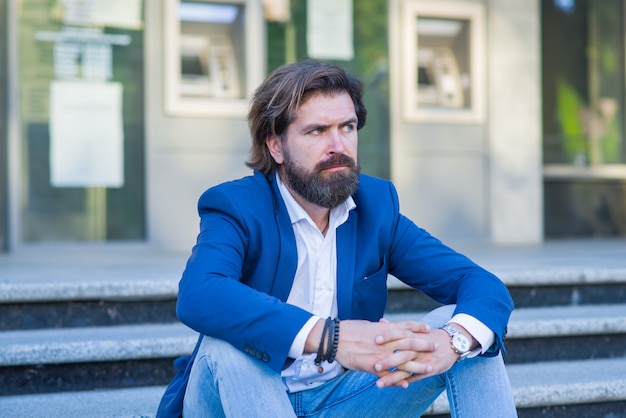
{"left": 0, "top": 0, "right": 624, "bottom": 253}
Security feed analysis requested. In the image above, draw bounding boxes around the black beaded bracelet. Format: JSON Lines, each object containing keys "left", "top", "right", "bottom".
{"left": 327, "top": 318, "right": 340, "bottom": 363}
{"left": 325, "top": 318, "right": 335, "bottom": 363}
{"left": 315, "top": 317, "right": 332, "bottom": 366}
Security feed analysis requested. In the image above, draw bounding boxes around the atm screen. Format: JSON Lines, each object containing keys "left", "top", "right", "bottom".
{"left": 181, "top": 54, "right": 206, "bottom": 77}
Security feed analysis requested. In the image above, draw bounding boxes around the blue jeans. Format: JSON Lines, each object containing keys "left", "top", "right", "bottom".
{"left": 183, "top": 306, "right": 517, "bottom": 417}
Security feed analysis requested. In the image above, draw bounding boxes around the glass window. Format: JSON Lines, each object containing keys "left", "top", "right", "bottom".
{"left": 542, "top": 0, "right": 626, "bottom": 238}
{"left": 543, "top": 0, "right": 625, "bottom": 166}
{"left": 266, "top": 0, "right": 391, "bottom": 179}
{"left": 0, "top": 0, "right": 7, "bottom": 250}
{"left": 16, "top": 1, "right": 145, "bottom": 243}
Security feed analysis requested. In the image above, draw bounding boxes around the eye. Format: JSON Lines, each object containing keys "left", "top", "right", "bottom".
{"left": 341, "top": 124, "right": 355, "bottom": 133}
{"left": 307, "top": 126, "right": 327, "bottom": 136}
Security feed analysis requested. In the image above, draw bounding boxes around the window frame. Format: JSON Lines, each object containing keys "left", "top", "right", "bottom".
{"left": 400, "top": 0, "right": 485, "bottom": 124}
{"left": 163, "top": 0, "right": 264, "bottom": 116}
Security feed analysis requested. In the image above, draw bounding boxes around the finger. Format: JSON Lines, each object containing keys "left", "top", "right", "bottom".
{"left": 375, "top": 349, "right": 418, "bottom": 372}
{"left": 376, "top": 368, "right": 430, "bottom": 389}
{"left": 405, "top": 321, "right": 431, "bottom": 334}
{"left": 391, "top": 337, "right": 437, "bottom": 353}
{"left": 375, "top": 322, "right": 431, "bottom": 344}
{"left": 396, "top": 371, "right": 417, "bottom": 389}
{"left": 375, "top": 352, "right": 434, "bottom": 376}
{"left": 393, "top": 321, "right": 431, "bottom": 334}
{"left": 375, "top": 369, "right": 410, "bottom": 389}
{"left": 374, "top": 337, "right": 437, "bottom": 364}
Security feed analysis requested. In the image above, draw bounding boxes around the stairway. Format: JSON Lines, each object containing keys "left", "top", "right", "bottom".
{"left": 0, "top": 242, "right": 625, "bottom": 417}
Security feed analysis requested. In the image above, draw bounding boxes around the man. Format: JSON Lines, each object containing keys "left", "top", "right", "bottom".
{"left": 158, "top": 61, "right": 517, "bottom": 417}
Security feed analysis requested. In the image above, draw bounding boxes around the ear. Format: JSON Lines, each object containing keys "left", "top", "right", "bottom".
{"left": 266, "top": 135, "right": 284, "bottom": 165}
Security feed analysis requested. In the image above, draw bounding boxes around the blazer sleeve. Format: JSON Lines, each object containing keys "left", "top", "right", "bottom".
{"left": 385, "top": 185, "right": 514, "bottom": 355}
{"left": 176, "top": 184, "right": 313, "bottom": 372}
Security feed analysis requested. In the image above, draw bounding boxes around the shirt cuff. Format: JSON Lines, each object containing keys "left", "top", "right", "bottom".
{"left": 288, "top": 316, "right": 323, "bottom": 358}
{"left": 449, "top": 313, "right": 495, "bottom": 356}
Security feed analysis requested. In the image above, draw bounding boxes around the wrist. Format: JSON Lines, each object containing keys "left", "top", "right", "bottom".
{"left": 448, "top": 322, "right": 479, "bottom": 350}
{"left": 304, "top": 318, "right": 326, "bottom": 354}
{"left": 440, "top": 323, "right": 473, "bottom": 361}
{"left": 447, "top": 314, "right": 495, "bottom": 353}
{"left": 314, "top": 317, "right": 340, "bottom": 366}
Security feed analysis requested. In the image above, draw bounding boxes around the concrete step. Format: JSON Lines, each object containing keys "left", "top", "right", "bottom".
{"left": 388, "top": 304, "right": 626, "bottom": 364}
{"left": 387, "top": 273, "right": 626, "bottom": 312}
{"left": 425, "top": 357, "right": 626, "bottom": 417}
{"left": 388, "top": 281, "right": 626, "bottom": 312}
{"left": 0, "top": 298, "right": 178, "bottom": 331}
{"left": 0, "top": 323, "right": 197, "bottom": 396}
{"left": 1, "top": 243, "right": 625, "bottom": 320}
{"left": 0, "top": 357, "right": 624, "bottom": 418}
{"left": 3, "top": 280, "right": 624, "bottom": 332}
{"left": 2, "top": 275, "right": 625, "bottom": 331}
{"left": 0, "top": 386, "right": 164, "bottom": 418}
{"left": 1, "top": 304, "right": 624, "bottom": 396}
{"left": 0, "top": 245, "right": 184, "bottom": 304}
{"left": 387, "top": 241, "right": 626, "bottom": 311}
{"left": 0, "top": 238, "right": 622, "bottom": 416}
{"left": 504, "top": 304, "right": 626, "bottom": 364}
{"left": 3, "top": 305, "right": 623, "bottom": 367}
{"left": 0, "top": 323, "right": 197, "bottom": 367}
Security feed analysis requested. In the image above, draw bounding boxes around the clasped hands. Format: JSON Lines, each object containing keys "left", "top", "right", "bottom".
{"left": 334, "top": 319, "right": 461, "bottom": 389}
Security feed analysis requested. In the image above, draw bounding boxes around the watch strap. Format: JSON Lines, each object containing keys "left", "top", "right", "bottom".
{"left": 440, "top": 324, "right": 471, "bottom": 361}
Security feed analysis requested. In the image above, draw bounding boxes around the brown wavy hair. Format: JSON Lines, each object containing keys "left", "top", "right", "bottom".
{"left": 246, "top": 61, "right": 367, "bottom": 175}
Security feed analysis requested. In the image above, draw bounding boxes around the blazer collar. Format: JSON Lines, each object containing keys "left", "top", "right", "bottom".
{"left": 265, "top": 172, "right": 298, "bottom": 302}
{"left": 336, "top": 209, "right": 357, "bottom": 319}
{"left": 262, "top": 170, "right": 359, "bottom": 315}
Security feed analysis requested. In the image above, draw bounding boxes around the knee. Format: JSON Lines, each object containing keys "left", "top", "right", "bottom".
{"left": 419, "top": 305, "right": 456, "bottom": 328}
{"left": 196, "top": 335, "right": 246, "bottom": 367}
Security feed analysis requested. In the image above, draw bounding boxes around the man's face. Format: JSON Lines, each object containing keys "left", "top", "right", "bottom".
{"left": 267, "top": 92, "right": 360, "bottom": 208}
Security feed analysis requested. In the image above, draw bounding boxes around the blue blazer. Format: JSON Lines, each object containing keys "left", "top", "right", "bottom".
{"left": 177, "top": 171, "right": 513, "bottom": 373}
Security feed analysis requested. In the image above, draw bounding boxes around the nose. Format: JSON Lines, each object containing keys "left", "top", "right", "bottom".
{"left": 327, "top": 129, "right": 347, "bottom": 154}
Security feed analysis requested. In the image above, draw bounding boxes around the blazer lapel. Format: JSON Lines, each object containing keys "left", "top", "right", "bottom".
{"left": 336, "top": 209, "right": 358, "bottom": 319}
{"left": 267, "top": 173, "right": 298, "bottom": 302}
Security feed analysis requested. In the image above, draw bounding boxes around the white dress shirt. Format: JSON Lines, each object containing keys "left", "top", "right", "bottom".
{"left": 277, "top": 174, "right": 354, "bottom": 392}
{"left": 275, "top": 174, "right": 494, "bottom": 392}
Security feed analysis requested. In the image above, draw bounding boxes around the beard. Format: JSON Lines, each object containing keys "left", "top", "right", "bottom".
{"left": 281, "top": 153, "right": 360, "bottom": 208}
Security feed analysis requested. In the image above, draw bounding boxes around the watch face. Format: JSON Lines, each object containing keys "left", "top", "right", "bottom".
{"left": 452, "top": 334, "right": 471, "bottom": 353}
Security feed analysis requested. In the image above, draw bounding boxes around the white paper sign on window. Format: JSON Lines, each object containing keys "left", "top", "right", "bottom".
{"left": 49, "top": 81, "right": 124, "bottom": 188}
{"left": 307, "top": 0, "right": 354, "bottom": 60}
{"left": 61, "top": 0, "right": 143, "bottom": 30}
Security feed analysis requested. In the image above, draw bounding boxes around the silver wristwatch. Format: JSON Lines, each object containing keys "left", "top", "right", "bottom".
{"left": 440, "top": 324, "right": 472, "bottom": 361}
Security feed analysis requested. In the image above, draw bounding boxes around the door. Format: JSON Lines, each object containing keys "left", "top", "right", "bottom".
{"left": 14, "top": 0, "right": 146, "bottom": 244}
{"left": 0, "top": 0, "right": 8, "bottom": 251}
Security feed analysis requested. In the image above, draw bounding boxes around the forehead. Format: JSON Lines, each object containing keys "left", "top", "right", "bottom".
{"left": 292, "top": 92, "right": 356, "bottom": 124}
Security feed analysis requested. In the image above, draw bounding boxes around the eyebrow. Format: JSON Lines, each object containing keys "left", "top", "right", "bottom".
{"left": 300, "top": 117, "right": 358, "bottom": 133}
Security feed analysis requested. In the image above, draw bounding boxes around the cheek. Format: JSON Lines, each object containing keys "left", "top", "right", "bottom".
{"left": 292, "top": 143, "right": 324, "bottom": 163}
{"left": 290, "top": 151, "right": 317, "bottom": 169}
{"left": 346, "top": 135, "right": 359, "bottom": 156}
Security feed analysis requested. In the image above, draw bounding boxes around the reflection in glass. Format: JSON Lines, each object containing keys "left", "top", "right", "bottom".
{"left": 543, "top": 0, "right": 625, "bottom": 166}
{"left": 542, "top": 0, "right": 626, "bottom": 238}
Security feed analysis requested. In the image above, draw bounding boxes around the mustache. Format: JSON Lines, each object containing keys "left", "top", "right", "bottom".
{"left": 316, "top": 154, "right": 356, "bottom": 172}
